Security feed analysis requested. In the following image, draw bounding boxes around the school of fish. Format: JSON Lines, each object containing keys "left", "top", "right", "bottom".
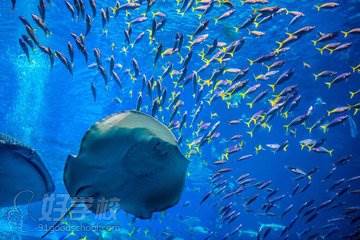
{"left": 7, "top": 0, "right": 360, "bottom": 239}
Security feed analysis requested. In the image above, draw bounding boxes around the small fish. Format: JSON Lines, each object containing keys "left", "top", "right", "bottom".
{"left": 11, "top": 0, "right": 16, "bottom": 9}
{"left": 89, "top": 0, "right": 96, "bottom": 17}
{"left": 215, "top": 8, "right": 235, "bottom": 24}
{"left": 18, "top": 38, "right": 30, "bottom": 62}
{"left": 321, "top": 115, "right": 349, "bottom": 133}
{"left": 85, "top": 14, "right": 92, "bottom": 36}
{"left": 313, "top": 70, "right": 337, "bottom": 80}
{"left": 341, "top": 27, "right": 360, "bottom": 37}
{"left": 315, "top": 2, "right": 339, "bottom": 11}
{"left": 325, "top": 72, "right": 351, "bottom": 88}
{"left": 91, "top": 82, "right": 96, "bottom": 102}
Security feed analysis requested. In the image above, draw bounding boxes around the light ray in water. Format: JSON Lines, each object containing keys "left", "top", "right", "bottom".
{"left": 348, "top": 115, "right": 358, "bottom": 138}
{"left": 7, "top": 50, "right": 49, "bottom": 143}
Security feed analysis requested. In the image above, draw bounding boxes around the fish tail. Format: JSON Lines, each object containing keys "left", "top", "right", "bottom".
{"left": 320, "top": 124, "right": 328, "bottom": 133}
{"left": 284, "top": 144, "right": 288, "bottom": 151}
{"left": 311, "top": 40, "right": 318, "bottom": 46}
{"left": 254, "top": 21, "right": 259, "bottom": 28}
{"left": 128, "top": 227, "right": 137, "bottom": 237}
{"left": 268, "top": 84, "right": 276, "bottom": 92}
{"left": 327, "top": 110, "right": 331, "bottom": 116}
{"left": 246, "top": 102, "right": 253, "bottom": 109}
{"left": 268, "top": 99, "right": 275, "bottom": 107}
{"left": 328, "top": 149, "right": 334, "bottom": 157}
{"left": 187, "top": 34, "right": 193, "bottom": 41}
{"left": 315, "top": 5, "right": 321, "bottom": 11}
{"left": 247, "top": 28, "right": 251, "bottom": 35}
{"left": 263, "top": 64, "right": 271, "bottom": 71}
{"left": 214, "top": 18, "right": 218, "bottom": 25}
{"left": 341, "top": 31, "right": 349, "bottom": 38}
{"left": 276, "top": 41, "right": 283, "bottom": 48}
{"left": 252, "top": 7, "right": 257, "bottom": 15}
{"left": 245, "top": 120, "right": 251, "bottom": 128}
{"left": 350, "top": 91, "right": 355, "bottom": 99}
{"left": 283, "top": 111, "right": 289, "bottom": 119}
{"left": 316, "top": 47, "right": 324, "bottom": 55}
{"left": 185, "top": 42, "right": 192, "bottom": 50}
{"left": 306, "top": 126, "right": 313, "bottom": 133}
{"left": 313, "top": 73, "right": 318, "bottom": 80}
{"left": 126, "top": 21, "right": 131, "bottom": 28}
{"left": 300, "top": 143, "right": 305, "bottom": 150}
{"left": 283, "top": 124, "right": 289, "bottom": 132}
{"left": 325, "top": 82, "right": 332, "bottom": 89}
{"left": 40, "top": 201, "right": 79, "bottom": 239}
{"left": 215, "top": 57, "right": 223, "bottom": 64}
{"left": 354, "top": 109, "right": 359, "bottom": 115}
{"left": 199, "top": 49, "right": 205, "bottom": 59}
{"left": 240, "top": 92, "right": 247, "bottom": 99}
{"left": 247, "top": 131, "right": 253, "bottom": 138}
{"left": 253, "top": 73, "right": 257, "bottom": 80}
{"left": 234, "top": 27, "right": 239, "bottom": 33}
{"left": 247, "top": 58, "right": 254, "bottom": 65}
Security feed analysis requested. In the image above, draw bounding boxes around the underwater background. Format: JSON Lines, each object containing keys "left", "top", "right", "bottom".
{"left": 0, "top": 0, "right": 360, "bottom": 239}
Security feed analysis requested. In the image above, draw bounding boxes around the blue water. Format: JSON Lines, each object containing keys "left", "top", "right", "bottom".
{"left": 0, "top": 0, "right": 359, "bottom": 239}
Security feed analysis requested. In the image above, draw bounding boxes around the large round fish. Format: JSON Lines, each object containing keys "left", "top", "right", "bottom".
{"left": 0, "top": 133, "right": 54, "bottom": 207}
{"left": 63, "top": 110, "right": 189, "bottom": 218}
